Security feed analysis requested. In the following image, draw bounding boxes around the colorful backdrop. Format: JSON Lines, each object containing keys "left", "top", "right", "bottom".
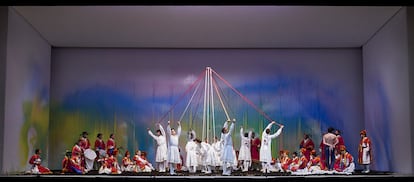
{"left": 48, "top": 48, "right": 367, "bottom": 170}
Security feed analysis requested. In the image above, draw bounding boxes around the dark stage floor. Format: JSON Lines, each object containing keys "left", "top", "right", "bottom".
{"left": 2, "top": 170, "right": 413, "bottom": 182}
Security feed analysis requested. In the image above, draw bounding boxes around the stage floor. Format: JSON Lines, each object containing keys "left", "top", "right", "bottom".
{"left": 2, "top": 170, "right": 414, "bottom": 182}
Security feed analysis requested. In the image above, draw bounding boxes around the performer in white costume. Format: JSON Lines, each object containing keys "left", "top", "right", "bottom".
{"left": 185, "top": 131, "right": 199, "bottom": 173}
{"left": 259, "top": 121, "right": 284, "bottom": 173}
{"left": 200, "top": 138, "right": 216, "bottom": 174}
{"left": 167, "top": 120, "right": 182, "bottom": 175}
{"left": 238, "top": 127, "right": 252, "bottom": 172}
{"left": 148, "top": 123, "right": 168, "bottom": 172}
{"left": 220, "top": 119, "right": 236, "bottom": 176}
{"left": 212, "top": 136, "right": 222, "bottom": 171}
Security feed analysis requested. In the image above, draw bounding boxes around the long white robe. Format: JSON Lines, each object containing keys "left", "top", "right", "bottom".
{"left": 259, "top": 123, "right": 283, "bottom": 163}
{"left": 201, "top": 141, "right": 216, "bottom": 166}
{"left": 167, "top": 123, "right": 182, "bottom": 164}
{"left": 148, "top": 125, "right": 168, "bottom": 162}
{"left": 212, "top": 140, "right": 222, "bottom": 166}
{"left": 238, "top": 127, "right": 252, "bottom": 161}
{"left": 185, "top": 140, "right": 199, "bottom": 167}
{"left": 221, "top": 122, "right": 235, "bottom": 163}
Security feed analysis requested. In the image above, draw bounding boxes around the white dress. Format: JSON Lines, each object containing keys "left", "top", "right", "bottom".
{"left": 148, "top": 125, "right": 168, "bottom": 162}
{"left": 212, "top": 140, "right": 222, "bottom": 166}
{"left": 167, "top": 123, "right": 182, "bottom": 164}
{"left": 238, "top": 127, "right": 252, "bottom": 161}
{"left": 185, "top": 140, "right": 199, "bottom": 168}
{"left": 220, "top": 122, "right": 235, "bottom": 164}
{"left": 259, "top": 123, "right": 283, "bottom": 163}
{"left": 201, "top": 141, "right": 216, "bottom": 166}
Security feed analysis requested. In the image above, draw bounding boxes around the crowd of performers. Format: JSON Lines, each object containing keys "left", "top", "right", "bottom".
{"left": 27, "top": 120, "right": 373, "bottom": 176}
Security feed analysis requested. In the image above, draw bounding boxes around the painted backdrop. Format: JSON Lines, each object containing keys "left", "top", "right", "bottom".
{"left": 49, "top": 48, "right": 367, "bottom": 171}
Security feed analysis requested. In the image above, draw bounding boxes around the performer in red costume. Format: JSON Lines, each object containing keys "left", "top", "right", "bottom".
{"left": 250, "top": 131, "right": 261, "bottom": 171}
{"left": 299, "top": 133, "right": 315, "bottom": 162}
{"left": 28, "top": 149, "right": 52, "bottom": 174}
{"left": 107, "top": 133, "right": 116, "bottom": 156}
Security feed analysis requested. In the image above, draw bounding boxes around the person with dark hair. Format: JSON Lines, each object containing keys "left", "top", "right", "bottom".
{"left": 28, "top": 149, "right": 52, "bottom": 174}
{"left": 299, "top": 133, "right": 315, "bottom": 162}
{"left": 94, "top": 133, "right": 106, "bottom": 170}
{"left": 167, "top": 120, "right": 182, "bottom": 175}
{"left": 71, "top": 140, "right": 83, "bottom": 158}
{"left": 335, "top": 129, "right": 345, "bottom": 152}
{"left": 107, "top": 133, "right": 116, "bottom": 157}
{"left": 250, "top": 131, "right": 261, "bottom": 171}
{"left": 147, "top": 123, "right": 168, "bottom": 173}
{"left": 238, "top": 126, "right": 252, "bottom": 172}
{"left": 121, "top": 150, "right": 134, "bottom": 172}
{"left": 322, "top": 127, "right": 338, "bottom": 171}
{"left": 259, "top": 121, "right": 284, "bottom": 173}
{"left": 185, "top": 133, "right": 199, "bottom": 173}
{"left": 220, "top": 119, "right": 236, "bottom": 175}
{"left": 80, "top": 131, "right": 91, "bottom": 151}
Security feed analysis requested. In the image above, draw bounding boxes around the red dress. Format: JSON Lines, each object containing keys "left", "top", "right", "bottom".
{"left": 251, "top": 137, "right": 261, "bottom": 162}
{"left": 319, "top": 141, "right": 326, "bottom": 170}
{"left": 335, "top": 136, "right": 345, "bottom": 152}
{"left": 299, "top": 138, "right": 315, "bottom": 161}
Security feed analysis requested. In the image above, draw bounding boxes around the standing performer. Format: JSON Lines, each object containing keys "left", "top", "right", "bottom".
{"left": 28, "top": 149, "right": 52, "bottom": 174}
{"left": 148, "top": 123, "right": 168, "bottom": 172}
{"left": 212, "top": 136, "right": 222, "bottom": 171}
{"left": 238, "top": 126, "right": 252, "bottom": 172}
{"left": 335, "top": 129, "right": 345, "bottom": 152}
{"left": 167, "top": 120, "right": 182, "bottom": 175}
{"left": 250, "top": 131, "right": 261, "bottom": 171}
{"left": 201, "top": 138, "right": 216, "bottom": 174}
{"left": 220, "top": 119, "right": 236, "bottom": 176}
{"left": 322, "top": 127, "right": 338, "bottom": 171}
{"left": 259, "top": 121, "right": 284, "bottom": 173}
{"left": 358, "top": 129, "right": 372, "bottom": 173}
{"left": 107, "top": 133, "right": 116, "bottom": 157}
{"left": 94, "top": 133, "right": 106, "bottom": 170}
{"left": 299, "top": 133, "right": 315, "bottom": 162}
{"left": 185, "top": 132, "right": 198, "bottom": 173}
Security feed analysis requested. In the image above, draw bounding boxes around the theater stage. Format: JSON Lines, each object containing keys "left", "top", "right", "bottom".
{"left": 2, "top": 170, "right": 414, "bottom": 182}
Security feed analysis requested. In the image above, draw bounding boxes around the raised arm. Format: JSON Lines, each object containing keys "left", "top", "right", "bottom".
{"left": 223, "top": 120, "right": 229, "bottom": 129}
{"left": 240, "top": 127, "right": 244, "bottom": 138}
{"left": 264, "top": 122, "right": 274, "bottom": 131}
{"left": 148, "top": 129, "right": 157, "bottom": 140}
{"left": 270, "top": 125, "right": 284, "bottom": 139}
{"left": 158, "top": 123, "right": 166, "bottom": 137}
{"left": 262, "top": 121, "right": 274, "bottom": 136}
{"left": 228, "top": 121, "right": 235, "bottom": 134}
{"left": 177, "top": 121, "right": 181, "bottom": 136}
{"left": 167, "top": 121, "right": 171, "bottom": 136}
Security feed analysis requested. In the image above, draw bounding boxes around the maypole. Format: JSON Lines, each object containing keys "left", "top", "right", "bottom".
{"left": 202, "top": 67, "right": 208, "bottom": 141}
{"left": 209, "top": 67, "right": 216, "bottom": 141}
